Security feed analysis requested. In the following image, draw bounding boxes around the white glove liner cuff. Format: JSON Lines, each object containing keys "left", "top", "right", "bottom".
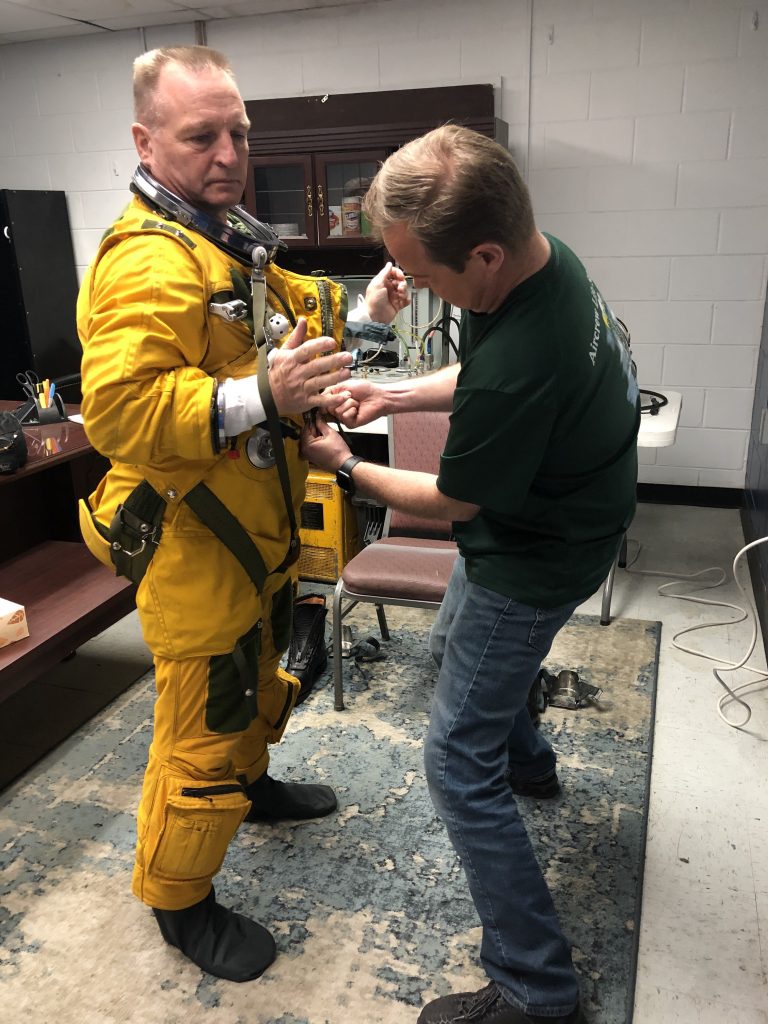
{"left": 221, "top": 348, "right": 281, "bottom": 436}
{"left": 220, "top": 351, "right": 279, "bottom": 438}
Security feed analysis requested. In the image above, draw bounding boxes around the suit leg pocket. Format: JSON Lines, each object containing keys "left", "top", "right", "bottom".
{"left": 206, "top": 619, "right": 263, "bottom": 734}
{"left": 148, "top": 784, "right": 251, "bottom": 883}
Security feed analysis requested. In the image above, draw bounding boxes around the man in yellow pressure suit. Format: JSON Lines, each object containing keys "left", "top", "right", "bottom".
{"left": 76, "top": 45, "right": 407, "bottom": 983}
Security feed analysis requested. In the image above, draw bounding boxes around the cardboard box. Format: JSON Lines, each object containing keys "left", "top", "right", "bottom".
{"left": 0, "top": 597, "right": 29, "bottom": 648}
{"left": 328, "top": 205, "right": 342, "bottom": 237}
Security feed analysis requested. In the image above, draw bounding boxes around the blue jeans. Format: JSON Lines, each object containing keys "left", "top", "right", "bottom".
{"left": 426, "top": 556, "right": 581, "bottom": 1017}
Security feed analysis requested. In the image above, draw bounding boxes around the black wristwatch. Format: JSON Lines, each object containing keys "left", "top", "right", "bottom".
{"left": 336, "top": 455, "right": 364, "bottom": 496}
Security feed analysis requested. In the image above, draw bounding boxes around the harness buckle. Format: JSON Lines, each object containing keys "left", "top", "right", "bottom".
{"left": 208, "top": 299, "right": 249, "bottom": 322}
{"left": 107, "top": 503, "right": 163, "bottom": 584}
{"left": 109, "top": 505, "right": 161, "bottom": 554}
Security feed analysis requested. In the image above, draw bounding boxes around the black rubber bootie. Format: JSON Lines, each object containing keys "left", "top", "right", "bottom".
{"left": 153, "top": 887, "right": 276, "bottom": 982}
{"left": 244, "top": 772, "right": 337, "bottom": 822}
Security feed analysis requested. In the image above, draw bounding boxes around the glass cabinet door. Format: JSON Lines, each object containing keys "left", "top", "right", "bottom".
{"left": 245, "top": 154, "right": 314, "bottom": 245}
{"left": 314, "top": 151, "right": 384, "bottom": 246}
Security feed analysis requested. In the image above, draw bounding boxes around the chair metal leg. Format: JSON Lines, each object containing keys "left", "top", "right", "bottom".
{"left": 600, "top": 556, "right": 617, "bottom": 625}
{"left": 600, "top": 533, "right": 626, "bottom": 626}
{"left": 375, "top": 603, "right": 390, "bottom": 641}
{"left": 332, "top": 578, "right": 345, "bottom": 710}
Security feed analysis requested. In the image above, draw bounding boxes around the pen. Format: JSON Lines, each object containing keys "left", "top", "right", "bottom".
{"left": 49, "top": 381, "right": 56, "bottom": 406}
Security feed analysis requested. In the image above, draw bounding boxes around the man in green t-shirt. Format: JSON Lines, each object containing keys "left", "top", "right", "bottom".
{"left": 302, "top": 125, "right": 639, "bottom": 1024}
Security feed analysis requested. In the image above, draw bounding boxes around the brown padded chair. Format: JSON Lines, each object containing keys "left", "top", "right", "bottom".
{"left": 331, "top": 409, "right": 457, "bottom": 710}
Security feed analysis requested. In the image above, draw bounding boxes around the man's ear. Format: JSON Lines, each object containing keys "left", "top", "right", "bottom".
{"left": 132, "top": 122, "right": 152, "bottom": 165}
{"left": 470, "top": 242, "right": 505, "bottom": 271}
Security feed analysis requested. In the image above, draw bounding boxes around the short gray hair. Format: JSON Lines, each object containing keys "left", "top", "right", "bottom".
{"left": 133, "top": 45, "right": 237, "bottom": 126}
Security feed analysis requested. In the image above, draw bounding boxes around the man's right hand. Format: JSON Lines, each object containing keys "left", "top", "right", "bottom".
{"left": 323, "top": 379, "right": 390, "bottom": 428}
{"left": 268, "top": 318, "right": 353, "bottom": 415}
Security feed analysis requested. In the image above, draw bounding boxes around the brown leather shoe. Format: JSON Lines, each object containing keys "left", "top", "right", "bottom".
{"left": 417, "top": 982, "right": 586, "bottom": 1023}
{"left": 507, "top": 768, "right": 561, "bottom": 799}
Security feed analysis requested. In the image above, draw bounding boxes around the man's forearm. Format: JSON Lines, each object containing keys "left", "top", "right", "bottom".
{"left": 351, "top": 460, "right": 478, "bottom": 523}
{"left": 379, "top": 363, "right": 460, "bottom": 415}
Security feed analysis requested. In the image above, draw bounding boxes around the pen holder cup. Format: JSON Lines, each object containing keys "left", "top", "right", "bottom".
{"left": 32, "top": 395, "right": 67, "bottom": 425}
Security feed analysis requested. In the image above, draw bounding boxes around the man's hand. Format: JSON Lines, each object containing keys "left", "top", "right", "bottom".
{"left": 323, "top": 379, "right": 391, "bottom": 428}
{"left": 268, "top": 317, "right": 353, "bottom": 415}
{"left": 364, "top": 261, "right": 410, "bottom": 323}
{"left": 300, "top": 412, "right": 351, "bottom": 471}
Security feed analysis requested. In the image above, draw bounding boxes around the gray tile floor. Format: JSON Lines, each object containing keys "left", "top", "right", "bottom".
{"left": 30, "top": 501, "right": 768, "bottom": 1023}
{"left": 577, "top": 504, "right": 768, "bottom": 1024}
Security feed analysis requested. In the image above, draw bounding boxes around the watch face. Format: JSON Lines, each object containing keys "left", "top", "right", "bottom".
{"left": 337, "top": 470, "right": 351, "bottom": 492}
{"left": 337, "top": 456, "right": 361, "bottom": 495}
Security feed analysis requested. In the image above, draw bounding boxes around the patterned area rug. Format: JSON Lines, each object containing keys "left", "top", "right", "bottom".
{"left": 0, "top": 611, "right": 660, "bottom": 1024}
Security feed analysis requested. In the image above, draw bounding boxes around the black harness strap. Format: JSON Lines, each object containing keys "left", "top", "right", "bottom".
{"left": 121, "top": 478, "right": 166, "bottom": 526}
{"left": 182, "top": 481, "right": 276, "bottom": 719}
{"left": 183, "top": 481, "right": 269, "bottom": 593}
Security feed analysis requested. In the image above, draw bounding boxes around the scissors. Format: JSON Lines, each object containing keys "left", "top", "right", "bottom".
{"left": 16, "top": 370, "right": 42, "bottom": 402}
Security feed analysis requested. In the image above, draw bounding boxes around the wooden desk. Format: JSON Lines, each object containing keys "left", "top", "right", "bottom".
{"left": 0, "top": 402, "right": 137, "bottom": 787}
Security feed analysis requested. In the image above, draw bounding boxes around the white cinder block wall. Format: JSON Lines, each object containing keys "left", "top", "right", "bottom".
{"left": 0, "top": 0, "right": 766, "bottom": 489}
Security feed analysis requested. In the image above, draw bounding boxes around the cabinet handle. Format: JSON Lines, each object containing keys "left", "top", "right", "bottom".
{"left": 317, "top": 184, "right": 325, "bottom": 217}
{"left": 306, "top": 185, "right": 313, "bottom": 219}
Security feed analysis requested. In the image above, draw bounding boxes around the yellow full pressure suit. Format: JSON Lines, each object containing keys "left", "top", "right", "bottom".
{"left": 76, "top": 194, "right": 345, "bottom": 911}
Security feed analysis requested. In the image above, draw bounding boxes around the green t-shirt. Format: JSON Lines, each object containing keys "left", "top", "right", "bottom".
{"left": 436, "top": 234, "right": 640, "bottom": 607}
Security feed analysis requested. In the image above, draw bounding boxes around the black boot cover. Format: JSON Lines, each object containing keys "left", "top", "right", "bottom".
{"left": 153, "top": 887, "right": 276, "bottom": 982}
{"left": 243, "top": 772, "right": 337, "bottom": 823}
{"left": 286, "top": 592, "right": 328, "bottom": 704}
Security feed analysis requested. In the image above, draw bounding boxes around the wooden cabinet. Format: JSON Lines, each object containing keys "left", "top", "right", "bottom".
{"left": 0, "top": 403, "right": 138, "bottom": 789}
{"left": 245, "top": 150, "right": 386, "bottom": 249}
{"left": 244, "top": 84, "right": 508, "bottom": 277}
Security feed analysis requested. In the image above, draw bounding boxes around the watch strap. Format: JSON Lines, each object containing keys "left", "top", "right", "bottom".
{"left": 336, "top": 455, "right": 364, "bottom": 495}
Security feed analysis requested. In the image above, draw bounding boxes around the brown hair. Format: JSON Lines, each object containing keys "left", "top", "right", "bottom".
{"left": 133, "top": 45, "right": 237, "bottom": 126}
{"left": 363, "top": 124, "right": 535, "bottom": 272}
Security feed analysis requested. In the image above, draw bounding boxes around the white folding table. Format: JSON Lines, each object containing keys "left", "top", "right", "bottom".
{"left": 600, "top": 389, "right": 682, "bottom": 624}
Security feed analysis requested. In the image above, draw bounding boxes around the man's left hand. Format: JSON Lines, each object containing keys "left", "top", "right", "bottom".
{"left": 364, "top": 261, "right": 410, "bottom": 323}
{"left": 268, "top": 317, "right": 352, "bottom": 415}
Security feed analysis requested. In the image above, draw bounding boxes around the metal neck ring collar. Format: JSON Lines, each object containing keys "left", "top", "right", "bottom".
{"left": 130, "top": 164, "right": 286, "bottom": 266}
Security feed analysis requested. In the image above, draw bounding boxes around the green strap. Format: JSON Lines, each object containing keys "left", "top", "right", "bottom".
{"left": 251, "top": 248, "right": 300, "bottom": 572}
{"left": 256, "top": 340, "right": 300, "bottom": 567}
{"left": 183, "top": 481, "right": 269, "bottom": 593}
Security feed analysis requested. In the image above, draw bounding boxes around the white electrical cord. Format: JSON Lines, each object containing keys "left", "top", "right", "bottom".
{"left": 624, "top": 535, "right": 768, "bottom": 730}
{"left": 390, "top": 299, "right": 447, "bottom": 367}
